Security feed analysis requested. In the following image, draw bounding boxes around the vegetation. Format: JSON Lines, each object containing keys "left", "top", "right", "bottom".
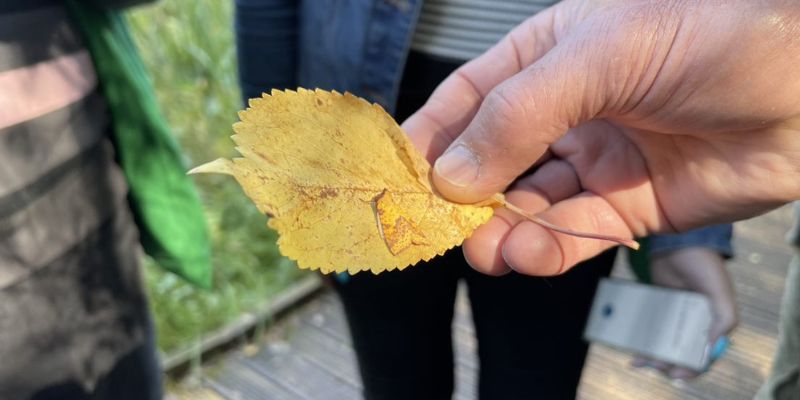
{"left": 127, "top": 0, "right": 306, "bottom": 354}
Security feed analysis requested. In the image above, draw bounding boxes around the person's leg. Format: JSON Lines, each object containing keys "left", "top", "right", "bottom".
{"left": 755, "top": 253, "right": 800, "bottom": 400}
{"left": 333, "top": 254, "right": 460, "bottom": 400}
{"left": 466, "top": 249, "right": 617, "bottom": 400}
{"left": 331, "top": 50, "right": 466, "bottom": 400}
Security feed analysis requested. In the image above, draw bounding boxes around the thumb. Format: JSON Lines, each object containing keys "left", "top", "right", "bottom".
{"left": 431, "top": 11, "right": 649, "bottom": 203}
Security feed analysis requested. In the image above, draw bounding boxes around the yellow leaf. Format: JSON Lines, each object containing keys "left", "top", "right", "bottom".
{"left": 190, "top": 89, "right": 495, "bottom": 274}
{"left": 371, "top": 189, "right": 429, "bottom": 256}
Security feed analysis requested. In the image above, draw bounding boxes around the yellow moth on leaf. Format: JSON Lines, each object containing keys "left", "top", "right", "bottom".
{"left": 190, "top": 89, "right": 637, "bottom": 275}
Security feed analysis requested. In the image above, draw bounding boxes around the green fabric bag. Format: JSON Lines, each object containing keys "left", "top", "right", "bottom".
{"left": 66, "top": 2, "right": 212, "bottom": 288}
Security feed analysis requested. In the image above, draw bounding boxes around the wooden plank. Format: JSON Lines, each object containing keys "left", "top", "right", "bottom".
{"left": 582, "top": 343, "right": 761, "bottom": 400}
{"left": 163, "top": 275, "right": 324, "bottom": 371}
{"left": 452, "top": 289, "right": 479, "bottom": 399}
{"left": 454, "top": 358, "right": 478, "bottom": 400}
{"left": 290, "top": 325, "right": 362, "bottom": 389}
{"left": 579, "top": 321, "right": 775, "bottom": 400}
{"left": 300, "top": 294, "right": 351, "bottom": 343}
{"left": 165, "top": 386, "right": 228, "bottom": 400}
{"left": 735, "top": 207, "right": 794, "bottom": 247}
{"left": 452, "top": 321, "right": 479, "bottom": 370}
{"left": 731, "top": 240, "right": 791, "bottom": 284}
{"left": 204, "top": 355, "right": 297, "bottom": 400}
{"left": 580, "top": 349, "right": 694, "bottom": 400}
{"left": 239, "top": 349, "right": 361, "bottom": 400}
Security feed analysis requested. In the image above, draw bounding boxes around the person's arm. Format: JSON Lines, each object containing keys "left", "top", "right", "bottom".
{"left": 633, "top": 225, "right": 738, "bottom": 379}
{"left": 401, "top": 0, "right": 800, "bottom": 277}
{"left": 235, "top": 0, "right": 298, "bottom": 103}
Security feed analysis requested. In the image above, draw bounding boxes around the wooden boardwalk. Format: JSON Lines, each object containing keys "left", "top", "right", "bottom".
{"left": 169, "top": 206, "right": 794, "bottom": 400}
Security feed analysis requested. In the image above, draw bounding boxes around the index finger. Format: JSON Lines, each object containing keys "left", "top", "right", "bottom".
{"left": 401, "top": 6, "right": 561, "bottom": 163}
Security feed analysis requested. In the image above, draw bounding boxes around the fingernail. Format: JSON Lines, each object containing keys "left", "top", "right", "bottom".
{"left": 434, "top": 145, "right": 480, "bottom": 187}
{"left": 710, "top": 336, "right": 730, "bottom": 361}
{"left": 500, "top": 245, "right": 516, "bottom": 271}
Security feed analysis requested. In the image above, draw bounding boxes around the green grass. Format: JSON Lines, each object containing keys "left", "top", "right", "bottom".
{"left": 127, "top": 0, "right": 307, "bottom": 354}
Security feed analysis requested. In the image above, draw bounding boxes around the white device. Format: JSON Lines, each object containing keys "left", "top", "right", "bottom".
{"left": 584, "top": 278, "right": 715, "bottom": 371}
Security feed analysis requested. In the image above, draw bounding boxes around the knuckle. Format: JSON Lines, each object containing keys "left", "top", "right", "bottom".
{"left": 484, "top": 86, "right": 524, "bottom": 128}
{"left": 478, "top": 86, "right": 533, "bottom": 150}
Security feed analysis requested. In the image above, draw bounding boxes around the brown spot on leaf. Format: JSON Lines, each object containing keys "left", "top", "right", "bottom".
{"left": 319, "top": 188, "right": 339, "bottom": 199}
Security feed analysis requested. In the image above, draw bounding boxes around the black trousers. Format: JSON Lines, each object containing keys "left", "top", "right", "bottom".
{"left": 332, "top": 51, "right": 616, "bottom": 400}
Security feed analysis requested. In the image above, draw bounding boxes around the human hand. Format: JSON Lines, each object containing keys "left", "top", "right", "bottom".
{"left": 402, "top": 0, "right": 800, "bottom": 276}
{"left": 631, "top": 247, "right": 738, "bottom": 379}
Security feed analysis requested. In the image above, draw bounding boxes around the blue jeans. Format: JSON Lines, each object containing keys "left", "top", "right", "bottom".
{"left": 648, "top": 224, "right": 734, "bottom": 258}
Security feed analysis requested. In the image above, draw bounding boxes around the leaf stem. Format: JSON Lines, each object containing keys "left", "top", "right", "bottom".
{"left": 500, "top": 199, "right": 640, "bottom": 250}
